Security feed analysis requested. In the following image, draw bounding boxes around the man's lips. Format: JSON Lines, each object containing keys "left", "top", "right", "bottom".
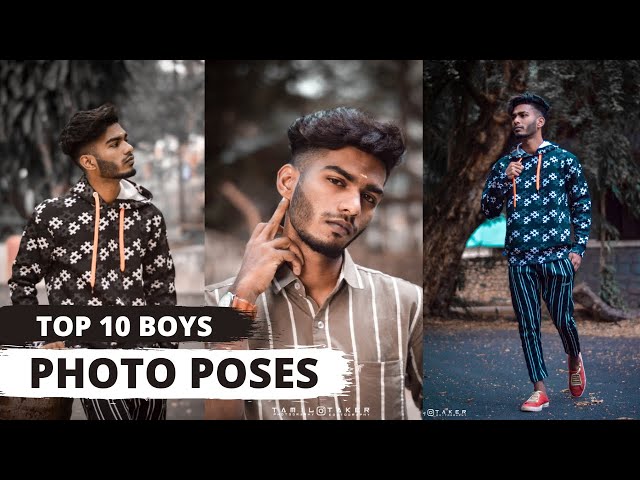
{"left": 326, "top": 220, "right": 354, "bottom": 236}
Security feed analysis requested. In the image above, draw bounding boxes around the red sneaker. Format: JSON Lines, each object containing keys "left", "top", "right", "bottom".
{"left": 520, "top": 390, "right": 550, "bottom": 412}
{"left": 569, "top": 353, "right": 586, "bottom": 397}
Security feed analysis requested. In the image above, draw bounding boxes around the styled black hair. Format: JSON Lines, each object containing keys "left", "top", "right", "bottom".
{"left": 287, "top": 107, "right": 405, "bottom": 178}
{"left": 507, "top": 92, "right": 551, "bottom": 119}
{"left": 59, "top": 103, "right": 119, "bottom": 162}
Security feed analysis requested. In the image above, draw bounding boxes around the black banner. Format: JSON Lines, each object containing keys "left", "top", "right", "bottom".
{"left": 0, "top": 306, "right": 256, "bottom": 346}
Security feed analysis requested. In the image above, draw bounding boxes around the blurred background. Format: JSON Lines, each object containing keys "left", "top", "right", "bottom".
{"left": 0, "top": 60, "right": 205, "bottom": 420}
{"left": 0, "top": 60, "right": 205, "bottom": 307}
{"left": 204, "top": 60, "right": 423, "bottom": 287}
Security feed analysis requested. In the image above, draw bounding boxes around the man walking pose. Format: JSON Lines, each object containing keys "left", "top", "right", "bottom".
{"left": 481, "top": 92, "right": 591, "bottom": 412}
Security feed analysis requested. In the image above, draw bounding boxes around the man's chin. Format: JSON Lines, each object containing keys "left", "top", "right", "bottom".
{"left": 301, "top": 236, "right": 347, "bottom": 259}
{"left": 115, "top": 168, "right": 136, "bottom": 179}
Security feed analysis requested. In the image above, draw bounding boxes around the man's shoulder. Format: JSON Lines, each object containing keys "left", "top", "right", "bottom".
{"left": 32, "top": 191, "right": 77, "bottom": 216}
{"left": 139, "top": 201, "right": 166, "bottom": 217}
{"left": 550, "top": 145, "right": 579, "bottom": 161}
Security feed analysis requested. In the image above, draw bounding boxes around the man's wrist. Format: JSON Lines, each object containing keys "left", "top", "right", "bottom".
{"left": 221, "top": 288, "right": 258, "bottom": 318}
{"left": 230, "top": 281, "right": 259, "bottom": 305}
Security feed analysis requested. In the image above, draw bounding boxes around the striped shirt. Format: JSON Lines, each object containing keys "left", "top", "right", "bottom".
{"left": 204, "top": 250, "right": 423, "bottom": 420}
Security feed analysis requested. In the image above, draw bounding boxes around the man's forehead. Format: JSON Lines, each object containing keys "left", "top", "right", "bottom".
{"left": 102, "top": 123, "right": 126, "bottom": 138}
{"left": 513, "top": 104, "right": 537, "bottom": 114}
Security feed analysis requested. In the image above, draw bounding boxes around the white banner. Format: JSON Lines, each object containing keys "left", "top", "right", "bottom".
{"left": 0, "top": 347, "right": 351, "bottom": 399}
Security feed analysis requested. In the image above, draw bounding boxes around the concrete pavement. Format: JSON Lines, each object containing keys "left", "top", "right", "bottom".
{"left": 424, "top": 320, "right": 640, "bottom": 420}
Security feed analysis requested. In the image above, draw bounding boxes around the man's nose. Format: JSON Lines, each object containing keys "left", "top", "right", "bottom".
{"left": 123, "top": 141, "right": 134, "bottom": 154}
{"left": 338, "top": 191, "right": 361, "bottom": 217}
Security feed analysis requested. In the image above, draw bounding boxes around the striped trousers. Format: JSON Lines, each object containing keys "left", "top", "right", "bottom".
{"left": 508, "top": 257, "right": 581, "bottom": 383}
{"left": 81, "top": 398, "right": 166, "bottom": 420}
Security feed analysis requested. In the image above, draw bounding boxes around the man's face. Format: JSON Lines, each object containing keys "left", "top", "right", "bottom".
{"left": 511, "top": 104, "right": 542, "bottom": 139}
{"left": 288, "top": 146, "right": 386, "bottom": 259}
{"left": 91, "top": 123, "right": 136, "bottom": 179}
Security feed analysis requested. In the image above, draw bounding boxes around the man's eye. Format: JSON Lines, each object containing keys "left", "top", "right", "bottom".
{"left": 329, "top": 178, "right": 345, "bottom": 187}
{"left": 363, "top": 193, "right": 377, "bottom": 205}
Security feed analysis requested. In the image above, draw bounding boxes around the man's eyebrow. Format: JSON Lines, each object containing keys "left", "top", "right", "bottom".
{"left": 106, "top": 132, "right": 126, "bottom": 144}
{"left": 323, "top": 165, "right": 384, "bottom": 195}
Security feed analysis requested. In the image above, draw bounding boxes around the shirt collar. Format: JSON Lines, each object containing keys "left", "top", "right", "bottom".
{"left": 271, "top": 249, "right": 364, "bottom": 295}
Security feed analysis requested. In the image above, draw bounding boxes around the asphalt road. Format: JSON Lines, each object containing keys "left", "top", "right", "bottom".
{"left": 423, "top": 322, "right": 640, "bottom": 420}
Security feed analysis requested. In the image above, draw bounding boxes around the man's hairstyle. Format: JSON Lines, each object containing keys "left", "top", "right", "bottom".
{"left": 59, "top": 103, "right": 119, "bottom": 162}
{"left": 287, "top": 107, "right": 405, "bottom": 178}
{"left": 507, "top": 92, "right": 551, "bottom": 119}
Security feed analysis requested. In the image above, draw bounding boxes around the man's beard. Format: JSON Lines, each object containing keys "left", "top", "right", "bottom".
{"left": 514, "top": 122, "right": 536, "bottom": 140}
{"left": 289, "top": 182, "right": 365, "bottom": 259}
{"left": 95, "top": 156, "right": 136, "bottom": 179}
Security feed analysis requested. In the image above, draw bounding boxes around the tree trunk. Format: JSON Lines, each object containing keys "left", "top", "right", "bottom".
{"left": 573, "top": 282, "right": 640, "bottom": 321}
{"left": 423, "top": 125, "right": 510, "bottom": 315}
{"left": 423, "top": 60, "right": 528, "bottom": 316}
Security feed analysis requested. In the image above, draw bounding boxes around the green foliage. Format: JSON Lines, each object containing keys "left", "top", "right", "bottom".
{"left": 529, "top": 60, "right": 640, "bottom": 220}
{"left": 424, "top": 60, "right": 528, "bottom": 217}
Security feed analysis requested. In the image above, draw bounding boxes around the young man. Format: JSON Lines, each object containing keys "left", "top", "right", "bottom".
{"left": 481, "top": 92, "right": 591, "bottom": 412}
{"left": 205, "top": 107, "right": 423, "bottom": 420}
{"left": 9, "top": 103, "right": 176, "bottom": 420}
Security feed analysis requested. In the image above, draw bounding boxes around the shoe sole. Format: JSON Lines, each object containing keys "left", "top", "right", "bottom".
{"left": 521, "top": 402, "right": 549, "bottom": 412}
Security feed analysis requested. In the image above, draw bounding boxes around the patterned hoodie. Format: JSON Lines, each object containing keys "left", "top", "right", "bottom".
{"left": 9, "top": 175, "right": 176, "bottom": 310}
{"left": 481, "top": 141, "right": 592, "bottom": 266}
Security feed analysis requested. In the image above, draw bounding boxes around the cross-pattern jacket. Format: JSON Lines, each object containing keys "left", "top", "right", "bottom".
{"left": 9, "top": 175, "right": 176, "bottom": 310}
{"left": 481, "top": 142, "right": 592, "bottom": 265}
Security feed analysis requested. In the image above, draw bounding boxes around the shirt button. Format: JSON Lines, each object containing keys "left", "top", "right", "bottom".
{"left": 294, "top": 282, "right": 300, "bottom": 290}
{"left": 317, "top": 321, "right": 324, "bottom": 329}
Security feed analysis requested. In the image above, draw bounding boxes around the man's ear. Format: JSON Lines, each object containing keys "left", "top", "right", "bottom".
{"left": 537, "top": 116, "right": 546, "bottom": 129}
{"left": 79, "top": 154, "right": 97, "bottom": 171}
{"left": 276, "top": 163, "right": 299, "bottom": 200}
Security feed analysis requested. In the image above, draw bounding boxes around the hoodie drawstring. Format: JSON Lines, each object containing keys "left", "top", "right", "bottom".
{"left": 119, "top": 207, "right": 125, "bottom": 272}
{"left": 512, "top": 153, "right": 544, "bottom": 209}
{"left": 90, "top": 193, "right": 100, "bottom": 292}
{"left": 512, "top": 158, "right": 521, "bottom": 208}
{"left": 90, "top": 195, "right": 126, "bottom": 292}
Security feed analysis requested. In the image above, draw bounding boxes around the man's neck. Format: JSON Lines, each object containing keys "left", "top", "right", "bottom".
{"left": 518, "top": 135, "right": 545, "bottom": 155}
{"left": 283, "top": 222, "right": 343, "bottom": 307}
{"left": 88, "top": 175, "right": 121, "bottom": 204}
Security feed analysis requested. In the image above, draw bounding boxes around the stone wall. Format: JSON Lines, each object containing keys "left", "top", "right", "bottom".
{"left": 457, "top": 242, "right": 640, "bottom": 309}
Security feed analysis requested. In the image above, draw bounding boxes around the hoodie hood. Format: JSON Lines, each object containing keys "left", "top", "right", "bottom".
{"left": 72, "top": 175, "right": 153, "bottom": 208}
{"left": 506, "top": 141, "right": 560, "bottom": 161}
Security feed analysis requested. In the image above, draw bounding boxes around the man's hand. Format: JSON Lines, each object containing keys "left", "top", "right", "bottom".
{"left": 40, "top": 341, "right": 65, "bottom": 349}
{"left": 506, "top": 159, "right": 523, "bottom": 181}
{"left": 231, "top": 197, "right": 304, "bottom": 304}
{"left": 568, "top": 252, "right": 581, "bottom": 272}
